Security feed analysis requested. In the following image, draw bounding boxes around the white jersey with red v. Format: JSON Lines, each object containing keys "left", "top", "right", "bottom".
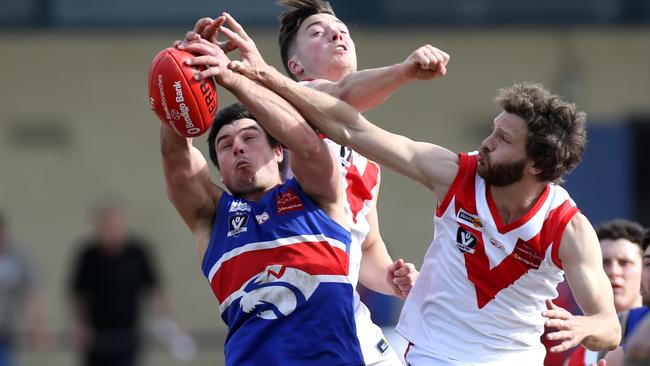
{"left": 397, "top": 151, "right": 579, "bottom": 366}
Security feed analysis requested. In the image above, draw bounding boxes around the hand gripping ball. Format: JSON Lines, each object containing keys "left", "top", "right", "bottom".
{"left": 148, "top": 47, "right": 218, "bottom": 137}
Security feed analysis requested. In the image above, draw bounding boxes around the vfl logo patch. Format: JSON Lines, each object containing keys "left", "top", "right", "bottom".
{"left": 456, "top": 227, "right": 478, "bottom": 254}
{"left": 229, "top": 200, "right": 251, "bottom": 212}
{"left": 276, "top": 189, "right": 304, "bottom": 214}
{"left": 227, "top": 213, "right": 248, "bottom": 237}
{"left": 456, "top": 209, "right": 483, "bottom": 230}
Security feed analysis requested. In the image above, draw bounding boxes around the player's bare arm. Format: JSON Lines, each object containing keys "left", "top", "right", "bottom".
{"left": 232, "top": 60, "right": 459, "bottom": 200}
{"left": 307, "top": 44, "right": 449, "bottom": 112}
{"left": 181, "top": 38, "right": 346, "bottom": 226}
{"left": 545, "top": 213, "right": 621, "bottom": 352}
{"left": 359, "top": 202, "right": 418, "bottom": 298}
{"left": 160, "top": 126, "right": 221, "bottom": 259}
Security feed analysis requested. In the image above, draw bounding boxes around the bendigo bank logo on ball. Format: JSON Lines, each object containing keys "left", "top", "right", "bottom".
{"left": 148, "top": 47, "right": 218, "bottom": 137}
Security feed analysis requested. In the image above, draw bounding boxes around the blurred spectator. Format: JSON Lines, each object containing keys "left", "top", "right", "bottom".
{"left": 68, "top": 194, "right": 191, "bottom": 366}
{"left": 0, "top": 210, "right": 50, "bottom": 366}
{"left": 564, "top": 219, "right": 645, "bottom": 366}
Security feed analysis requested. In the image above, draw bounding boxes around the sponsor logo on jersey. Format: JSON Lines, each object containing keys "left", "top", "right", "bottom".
{"left": 456, "top": 227, "right": 478, "bottom": 254}
{"left": 229, "top": 200, "right": 251, "bottom": 212}
{"left": 456, "top": 209, "right": 483, "bottom": 230}
{"left": 238, "top": 265, "right": 320, "bottom": 320}
{"left": 489, "top": 238, "right": 505, "bottom": 251}
{"left": 227, "top": 213, "right": 248, "bottom": 237}
{"left": 276, "top": 189, "right": 304, "bottom": 214}
{"left": 255, "top": 212, "right": 270, "bottom": 225}
{"left": 512, "top": 239, "right": 543, "bottom": 270}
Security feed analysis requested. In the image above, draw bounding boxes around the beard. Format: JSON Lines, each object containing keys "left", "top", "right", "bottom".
{"left": 478, "top": 153, "right": 527, "bottom": 187}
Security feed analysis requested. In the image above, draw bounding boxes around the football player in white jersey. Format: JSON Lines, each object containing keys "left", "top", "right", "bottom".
{"left": 228, "top": 51, "right": 621, "bottom": 364}
{"left": 178, "top": 1, "right": 449, "bottom": 364}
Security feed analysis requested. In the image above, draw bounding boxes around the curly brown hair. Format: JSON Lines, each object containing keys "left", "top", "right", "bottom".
{"left": 496, "top": 82, "right": 587, "bottom": 183}
{"left": 278, "top": 0, "right": 335, "bottom": 80}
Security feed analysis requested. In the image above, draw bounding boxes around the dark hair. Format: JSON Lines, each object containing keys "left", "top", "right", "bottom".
{"left": 278, "top": 0, "right": 335, "bottom": 80}
{"left": 596, "top": 219, "right": 645, "bottom": 254}
{"left": 642, "top": 229, "right": 650, "bottom": 252}
{"left": 207, "top": 103, "right": 286, "bottom": 175}
{"left": 496, "top": 82, "right": 587, "bottom": 183}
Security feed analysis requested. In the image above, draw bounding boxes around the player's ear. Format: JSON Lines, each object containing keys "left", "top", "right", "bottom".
{"left": 288, "top": 56, "right": 303, "bottom": 77}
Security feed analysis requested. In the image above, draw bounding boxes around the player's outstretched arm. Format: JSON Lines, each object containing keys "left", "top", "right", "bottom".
{"left": 307, "top": 45, "right": 450, "bottom": 112}
{"left": 232, "top": 61, "right": 458, "bottom": 200}
{"left": 160, "top": 125, "right": 221, "bottom": 257}
{"left": 544, "top": 213, "right": 621, "bottom": 352}
{"left": 359, "top": 202, "right": 418, "bottom": 298}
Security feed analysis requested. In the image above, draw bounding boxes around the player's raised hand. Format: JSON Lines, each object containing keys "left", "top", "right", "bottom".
{"left": 180, "top": 39, "right": 236, "bottom": 86}
{"left": 543, "top": 299, "right": 588, "bottom": 353}
{"left": 400, "top": 45, "right": 450, "bottom": 80}
{"left": 218, "top": 13, "right": 271, "bottom": 81}
{"left": 387, "top": 259, "right": 418, "bottom": 299}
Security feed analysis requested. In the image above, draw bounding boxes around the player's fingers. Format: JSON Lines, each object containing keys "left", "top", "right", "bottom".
{"left": 203, "top": 15, "right": 226, "bottom": 43}
{"left": 542, "top": 309, "right": 571, "bottom": 320}
{"left": 550, "top": 339, "right": 579, "bottom": 353}
{"left": 192, "top": 18, "right": 213, "bottom": 34}
{"left": 185, "top": 55, "right": 220, "bottom": 66}
{"left": 435, "top": 63, "right": 447, "bottom": 77}
{"left": 219, "top": 26, "right": 247, "bottom": 50}
{"left": 223, "top": 12, "right": 250, "bottom": 40}
{"left": 194, "top": 67, "right": 224, "bottom": 81}
{"left": 544, "top": 318, "right": 574, "bottom": 331}
{"left": 546, "top": 330, "right": 573, "bottom": 341}
{"left": 172, "top": 40, "right": 182, "bottom": 48}
{"left": 184, "top": 31, "right": 201, "bottom": 43}
{"left": 390, "top": 259, "right": 405, "bottom": 273}
{"left": 216, "top": 40, "right": 237, "bottom": 53}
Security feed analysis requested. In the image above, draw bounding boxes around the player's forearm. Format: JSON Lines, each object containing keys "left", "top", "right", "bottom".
{"left": 258, "top": 66, "right": 361, "bottom": 147}
{"left": 359, "top": 262, "right": 394, "bottom": 296}
{"left": 224, "top": 74, "right": 324, "bottom": 156}
{"left": 320, "top": 64, "right": 409, "bottom": 113}
{"left": 580, "top": 312, "right": 621, "bottom": 351}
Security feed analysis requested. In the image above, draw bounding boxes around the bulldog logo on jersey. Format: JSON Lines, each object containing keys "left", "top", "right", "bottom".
{"left": 227, "top": 213, "right": 248, "bottom": 237}
{"left": 239, "top": 265, "right": 320, "bottom": 320}
{"left": 456, "top": 227, "right": 478, "bottom": 254}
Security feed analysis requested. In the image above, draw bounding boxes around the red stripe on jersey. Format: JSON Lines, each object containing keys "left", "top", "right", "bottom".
{"left": 210, "top": 241, "right": 349, "bottom": 303}
{"left": 464, "top": 200, "right": 576, "bottom": 308}
{"left": 437, "top": 153, "right": 474, "bottom": 217}
{"left": 345, "top": 155, "right": 379, "bottom": 223}
{"left": 550, "top": 203, "right": 579, "bottom": 269}
{"left": 565, "top": 345, "right": 587, "bottom": 366}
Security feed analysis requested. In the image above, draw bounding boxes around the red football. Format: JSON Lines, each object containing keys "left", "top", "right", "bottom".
{"left": 148, "top": 47, "right": 218, "bottom": 137}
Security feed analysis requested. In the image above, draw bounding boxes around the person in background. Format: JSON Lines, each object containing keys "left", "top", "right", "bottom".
{"left": 68, "top": 195, "right": 188, "bottom": 366}
{"left": 0, "top": 210, "right": 50, "bottom": 366}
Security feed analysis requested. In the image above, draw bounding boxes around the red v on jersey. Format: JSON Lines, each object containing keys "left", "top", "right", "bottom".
{"left": 464, "top": 199, "right": 575, "bottom": 308}
{"left": 345, "top": 154, "right": 379, "bottom": 224}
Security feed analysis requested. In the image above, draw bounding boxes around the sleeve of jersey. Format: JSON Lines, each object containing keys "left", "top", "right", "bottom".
{"left": 550, "top": 204, "right": 580, "bottom": 269}
{"left": 436, "top": 152, "right": 471, "bottom": 217}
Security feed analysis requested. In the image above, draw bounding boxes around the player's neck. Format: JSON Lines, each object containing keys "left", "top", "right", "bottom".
{"left": 489, "top": 179, "right": 547, "bottom": 226}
